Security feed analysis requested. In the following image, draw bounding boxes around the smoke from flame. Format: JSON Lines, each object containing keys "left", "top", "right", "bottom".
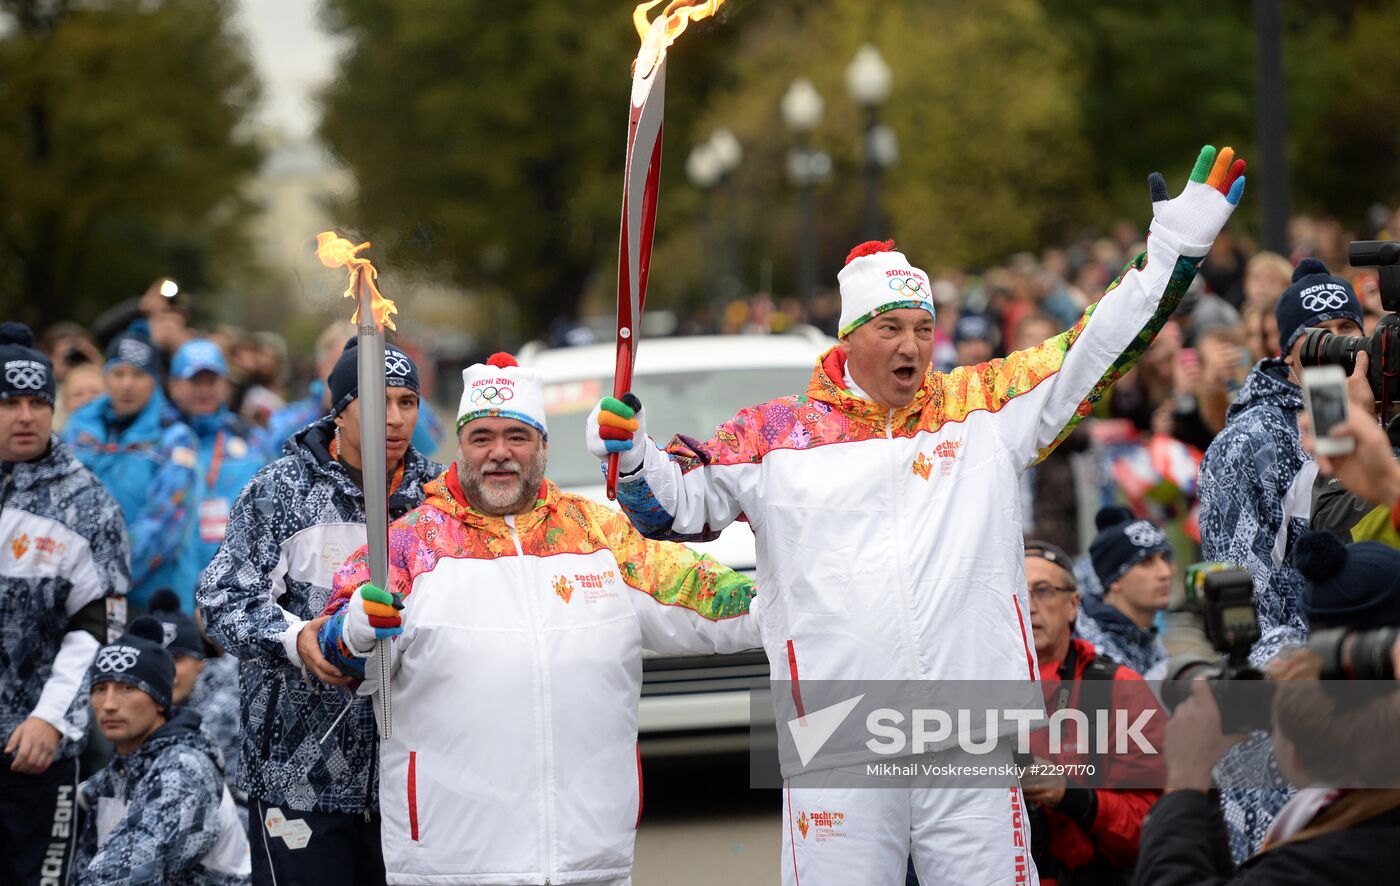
{"left": 314, "top": 232, "right": 399, "bottom": 330}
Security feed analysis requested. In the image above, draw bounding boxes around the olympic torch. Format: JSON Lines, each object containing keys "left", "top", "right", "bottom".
{"left": 316, "top": 232, "right": 399, "bottom": 739}
{"left": 608, "top": 0, "right": 729, "bottom": 500}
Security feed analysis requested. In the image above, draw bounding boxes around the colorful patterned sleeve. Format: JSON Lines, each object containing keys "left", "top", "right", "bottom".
{"left": 319, "top": 513, "right": 430, "bottom": 675}
{"left": 615, "top": 405, "right": 770, "bottom": 543}
{"left": 939, "top": 227, "right": 1204, "bottom": 470}
{"left": 598, "top": 505, "right": 761, "bottom": 655}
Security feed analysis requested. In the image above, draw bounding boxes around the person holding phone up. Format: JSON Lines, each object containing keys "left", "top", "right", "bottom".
{"left": 1197, "top": 257, "right": 1365, "bottom": 860}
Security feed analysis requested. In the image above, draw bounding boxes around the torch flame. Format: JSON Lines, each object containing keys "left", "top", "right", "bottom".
{"left": 632, "top": 0, "right": 725, "bottom": 79}
{"left": 314, "top": 231, "right": 399, "bottom": 330}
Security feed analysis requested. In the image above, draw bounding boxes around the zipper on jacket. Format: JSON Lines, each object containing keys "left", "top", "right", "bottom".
{"left": 886, "top": 410, "right": 920, "bottom": 675}
{"left": 507, "top": 515, "right": 557, "bottom": 884}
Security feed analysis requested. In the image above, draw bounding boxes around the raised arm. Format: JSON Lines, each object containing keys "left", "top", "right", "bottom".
{"left": 949, "top": 145, "right": 1246, "bottom": 470}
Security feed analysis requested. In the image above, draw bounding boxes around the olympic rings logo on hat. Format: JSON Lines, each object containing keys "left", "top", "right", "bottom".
{"left": 1124, "top": 520, "right": 1166, "bottom": 549}
{"left": 385, "top": 352, "right": 413, "bottom": 377}
{"left": 470, "top": 385, "right": 515, "bottom": 405}
{"left": 1300, "top": 289, "right": 1349, "bottom": 312}
{"left": 96, "top": 646, "right": 141, "bottom": 673}
{"left": 117, "top": 339, "right": 153, "bottom": 367}
{"left": 889, "top": 277, "right": 928, "bottom": 299}
{"left": 4, "top": 361, "right": 47, "bottom": 390}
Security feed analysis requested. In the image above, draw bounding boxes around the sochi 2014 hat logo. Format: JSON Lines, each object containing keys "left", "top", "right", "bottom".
{"left": 888, "top": 276, "right": 929, "bottom": 300}
{"left": 385, "top": 348, "right": 413, "bottom": 380}
{"left": 4, "top": 359, "right": 48, "bottom": 391}
{"left": 1298, "top": 282, "right": 1350, "bottom": 313}
{"left": 1124, "top": 520, "right": 1166, "bottom": 549}
{"left": 117, "top": 338, "right": 154, "bottom": 367}
{"left": 95, "top": 645, "right": 141, "bottom": 673}
{"left": 470, "top": 379, "right": 516, "bottom": 406}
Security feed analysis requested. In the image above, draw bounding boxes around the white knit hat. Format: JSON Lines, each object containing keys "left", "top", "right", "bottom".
{"left": 457, "top": 352, "right": 548, "bottom": 439}
{"left": 836, "top": 240, "right": 936, "bottom": 338}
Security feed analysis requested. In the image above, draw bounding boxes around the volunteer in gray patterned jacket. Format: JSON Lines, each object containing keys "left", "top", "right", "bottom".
{"left": 198, "top": 339, "right": 441, "bottom": 885}
{"left": 0, "top": 321, "right": 129, "bottom": 886}
{"left": 77, "top": 617, "right": 249, "bottom": 885}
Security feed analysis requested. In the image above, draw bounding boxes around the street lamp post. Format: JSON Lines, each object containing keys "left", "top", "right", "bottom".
{"left": 846, "top": 44, "right": 895, "bottom": 242}
{"left": 686, "top": 139, "right": 723, "bottom": 308}
{"left": 707, "top": 127, "right": 743, "bottom": 302}
{"left": 781, "top": 78, "right": 827, "bottom": 302}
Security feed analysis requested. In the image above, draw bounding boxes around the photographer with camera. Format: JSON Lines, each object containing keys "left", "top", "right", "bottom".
{"left": 1134, "top": 532, "right": 1400, "bottom": 885}
{"left": 1198, "top": 258, "right": 1366, "bottom": 857}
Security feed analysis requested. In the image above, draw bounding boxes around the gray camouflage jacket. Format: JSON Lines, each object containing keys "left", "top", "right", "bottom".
{"left": 1, "top": 436, "right": 128, "bottom": 761}
{"left": 196, "top": 419, "right": 441, "bottom": 813}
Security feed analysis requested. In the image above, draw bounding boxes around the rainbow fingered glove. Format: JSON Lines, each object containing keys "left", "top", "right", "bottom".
{"left": 1149, "top": 145, "right": 1246, "bottom": 247}
{"left": 585, "top": 393, "right": 646, "bottom": 473}
{"left": 342, "top": 584, "right": 404, "bottom": 655}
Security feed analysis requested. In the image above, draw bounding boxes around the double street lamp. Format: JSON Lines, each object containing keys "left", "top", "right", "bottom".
{"left": 846, "top": 44, "right": 898, "bottom": 241}
{"left": 687, "top": 127, "right": 744, "bottom": 306}
{"left": 782, "top": 78, "right": 830, "bottom": 301}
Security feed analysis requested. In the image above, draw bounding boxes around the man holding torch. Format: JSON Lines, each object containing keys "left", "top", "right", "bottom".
{"left": 198, "top": 339, "right": 442, "bottom": 884}
{"left": 588, "top": 146, "right": 1246, "bottom": 884}
{"left": 316, "top": 352, "right": 759, "bottom": 885}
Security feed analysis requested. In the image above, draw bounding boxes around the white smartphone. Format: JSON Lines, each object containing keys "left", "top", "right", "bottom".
{"left": 1301, "top": 365, "right": 1356, "bottom": 456}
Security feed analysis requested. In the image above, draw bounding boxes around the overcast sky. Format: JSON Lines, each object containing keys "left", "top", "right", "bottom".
{"left": 234, "top": 0, "right": 341, "bottom": 140}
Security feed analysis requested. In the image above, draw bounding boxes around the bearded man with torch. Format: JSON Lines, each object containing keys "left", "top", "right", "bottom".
{"left": 198, "top": 235, "right": 444, "bottom": 883}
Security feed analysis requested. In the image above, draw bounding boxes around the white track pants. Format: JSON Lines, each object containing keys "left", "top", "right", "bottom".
{"left": 780, "top": 748, "right": 1037, "bottom": 885}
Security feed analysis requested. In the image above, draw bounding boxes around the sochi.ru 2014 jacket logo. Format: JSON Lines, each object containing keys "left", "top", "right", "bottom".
{"left": 9, "top": 533, "right": 29, "bottom": 560}
{"left": 912, "top": 439, "right": 963, "bottom": 481}
{"left": 552, "top": 575, "right": 574, "bottom": 603}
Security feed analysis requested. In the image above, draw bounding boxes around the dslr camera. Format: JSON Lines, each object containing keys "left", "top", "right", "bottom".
{"left": 1297, "top": 240, "right": 1400, "bottom": 408}
{"left": 1162, "top": 563, "right": 1276, "bottom": 733}
{"left": 1308, "top": 626, "right": 1399, "bottom": 681}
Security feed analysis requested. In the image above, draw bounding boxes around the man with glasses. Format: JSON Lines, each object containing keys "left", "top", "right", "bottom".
{"left": 1021, "top": 540, "right": 1165, "bottom": 886}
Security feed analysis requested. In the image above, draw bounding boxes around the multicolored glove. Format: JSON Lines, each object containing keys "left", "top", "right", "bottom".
{"left": 342, "top": 584, "right": 403, "bottom": 655}
{"left": 585, "top": 393, "right": 646, "bottom": 473}
{"left": 1148, "top": 144, "right": 1246, "bottom": 246}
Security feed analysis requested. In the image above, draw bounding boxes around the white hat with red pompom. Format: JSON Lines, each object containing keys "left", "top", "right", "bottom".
{"left": 836, "top": 239, "right": 936, "bottom": 338}
{"left": 457, "top": 352, "right": 548, "bottom": 439}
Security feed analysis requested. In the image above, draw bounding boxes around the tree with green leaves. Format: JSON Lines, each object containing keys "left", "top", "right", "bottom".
{"left": 0, "top": 0, "right": 262, "bottom": 328}
{"left": 318, "top": 0, "right": 740, "bottom": 340}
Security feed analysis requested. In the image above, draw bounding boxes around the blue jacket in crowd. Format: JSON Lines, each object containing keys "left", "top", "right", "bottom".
{"left": 197, "top": 418, "right": 441, "bottom": 814}
{"left": 76, "top": 709, "right": 249, "bottom": 885}
{"left": 1198, "top": 356, "right": 1311, "bottom": 862}
{"left": 64, "top": 391, "right": 198, "bottom": 608}
{"left": 259, "top": 386, "right": 323, "bottom": 462}
{"left": 171, "top": 408, "right": 266, "bottom": 606}
{"left": 1, "top": 436, "right": 129, "bottom": 762}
